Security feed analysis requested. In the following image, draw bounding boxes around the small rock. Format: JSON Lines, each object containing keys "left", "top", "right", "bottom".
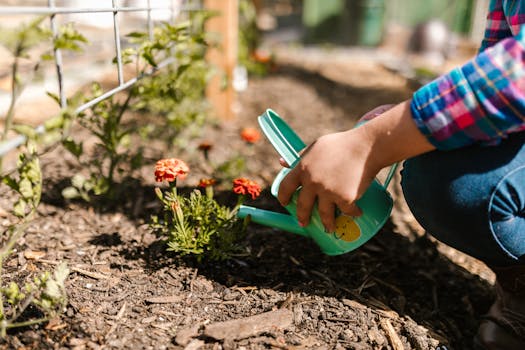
{"left": 175, "top": 324, "right": 201, "bottom": 346}
{"left": 69, "top": 338, "right": 88, "bottom": 346}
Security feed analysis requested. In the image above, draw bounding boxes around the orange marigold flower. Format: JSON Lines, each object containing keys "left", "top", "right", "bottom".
{"left": 198, "top": 178, "right": 216, "bottom": 188}
{"left": 155, "top": 158, "right": 189, "bottom": 183}
{"left": 240, "top": 127, "right": 261, "bottom": 144}
{"left": 251, "top": 49, "right": 272, "bottom": 64}
{"left": 232, "top": 177, "right": 261, "bottom": 200}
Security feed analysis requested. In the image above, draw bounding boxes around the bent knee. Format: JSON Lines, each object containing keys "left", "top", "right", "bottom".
{"left": 489, "top": 166, "right": 525, "bottom": 260}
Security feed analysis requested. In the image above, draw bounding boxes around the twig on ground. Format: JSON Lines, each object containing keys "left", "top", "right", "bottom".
{"left": 189, "top": 268, "right": 198, "bottom": 292}
{"left": 105, "top": 302, "right": 127, "bottom": 340}
{"left": 36, "top": 259, "right": 110, "bottom": 280}
{"left": 380, "top": 319, "right": 404, "bottom": 350}
{"left": 145, "top": 295, "right": 183, "bottom": 304}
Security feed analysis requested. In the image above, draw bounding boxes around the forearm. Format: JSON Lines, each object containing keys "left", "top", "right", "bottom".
{"left": 356, "top": 100, "right": 435, "bottom": 171}
{"left": 412, "top": 26, "right": 525, "bottom": 150}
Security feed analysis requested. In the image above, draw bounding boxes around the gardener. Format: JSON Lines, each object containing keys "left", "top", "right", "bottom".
{"left": 277, "top": 1, "right": 525, "bottom": 349}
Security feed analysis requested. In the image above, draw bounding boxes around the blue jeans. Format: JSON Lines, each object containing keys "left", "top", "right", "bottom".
{"left": 401, "top": 132, "right": 525, "bottom": 267}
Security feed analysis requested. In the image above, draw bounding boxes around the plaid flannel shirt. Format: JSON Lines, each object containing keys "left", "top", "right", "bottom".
{"left": 410, "top": 0, "right": 525, "bottom": 150}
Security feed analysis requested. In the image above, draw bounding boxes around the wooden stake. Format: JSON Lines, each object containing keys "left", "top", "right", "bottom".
{"left": 204, "top": 0, "right": 239, "bottom": 120}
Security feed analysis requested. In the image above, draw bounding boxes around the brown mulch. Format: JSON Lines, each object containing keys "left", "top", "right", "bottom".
{"left": 0, "top": 52, "right": 495, "bottom": 350}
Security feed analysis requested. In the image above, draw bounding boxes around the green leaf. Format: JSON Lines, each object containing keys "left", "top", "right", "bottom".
{"left": 142, "top": 51, "right": 157, "bottom": 67}
{"left": 45, "top": 91, "right": 61, "bottom": 105}
{"left": 62, "top": 138, "right": 83, "bottom": 158}
{"left": 71, "top": 174, "right": 86, "bottom": 189}
{"left": 1, "top": 175, "right": 18, "bottom": 191}
{"left": 93, "top": 178, "right": 109, "bottom": 195}
{"left": 40, "top": 53, "right": 54, "bottom": 61}
{"left": 13, "top": 200, "right": 27, "bottom": 217}
{"left": 54, "top": 23, "right": 88, "bottom": 52}
{"left": 12, "top": 124, "right": 37, "bottom": 140}
{"left": 53, "top": 262, "right": 69, "bottom": 287}
{"left": 126, "top": 31, "right": 148, "bottom": 39}
{"left": 61, "top": 186, "right": 79, "bottom": 199}
{"left": 44, "top": 279, "right": 60, "bottom": 300}
{"left": 44, "top": 114, "right": 64, "bottom": 131}
{"left": 18, "top": 178, "right": 34, "bottom": 199}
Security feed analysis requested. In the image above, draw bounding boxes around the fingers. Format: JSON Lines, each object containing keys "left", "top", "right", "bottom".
{"left": 318, "top": 198, "right": 361, "bottom": 233}
{"left": 295, "top": 185, "right": 317, "bottom": 227}
{"left": 317, "top": 198, "right": 336, "bottom": 232}
{"left": 336, "top": 200, "right": 362, "bottom": 218}
{"left": 279, "top": 157, "right": 289, "bottom": 167}
{"left": 277, "top": 164, "right": 317, "bottom": 227}
{"left": 277, "top": 167, "right": 301, "bottom": 207}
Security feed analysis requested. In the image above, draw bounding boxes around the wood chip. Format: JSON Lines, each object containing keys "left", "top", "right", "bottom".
{"left": 203, "top": 309, "right": 293, "bottom": 341}
{"left": 145, "top": 295, "right": 183, "bottom": 304}
{"left": 342, "top": 298, "right": 367, "bottom": 310}
{"left": 141, "top": 316, "right": 157, "bottom": 324}
{"left": 36, "top": 259, "right": 110, "bottom": 280}
{"left": 24, "top": 250, "right": 46, "bottom": 260}
{"left": 380, "top": 319, "right": 404, "bottom": 350}
{"left": 44, "top": 317, "right": 67, "bottom": 331}
{"left": 71, "top": 267, "right": 109, "bottom": 280}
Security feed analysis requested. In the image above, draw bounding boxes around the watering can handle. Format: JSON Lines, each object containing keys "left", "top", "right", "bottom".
{"left": 258, "top": 109, "right": 306, "bottom": 169}
{"left": 382, "top": 162, "right": 399, "bottom": 190}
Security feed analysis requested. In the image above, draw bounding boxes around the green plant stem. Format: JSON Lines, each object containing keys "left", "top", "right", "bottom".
{"left": 205, "top": 186, "right": 213, "bottom": 199}
{"left": 12, "top": 288, "right": 38, "bottom": 324}
{"left": 107, "top": 90, "right": 133, "bottom": 187}
{"left": 235, "top": 195, "right": 245, "bottom": 210}
{"left": 1, "top": 47, "right": 21, "bottom": 142}
{"left": 0, "top": 211, "right": 34, "bottom": 337}
{"left": 0, "top": 48, "right": 22, "bottom": 172}
{"left": 6, "top": 316, "right": 50, "bottom": 330}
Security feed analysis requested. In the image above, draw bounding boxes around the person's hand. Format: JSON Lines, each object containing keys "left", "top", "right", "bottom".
{"left": 277, "top": 127, "right": 381, "bottom": 232}
{"left": 277, "top": 101, "right": 435, "bottom": 233}
{"left": 276, "top": 105, "right": 395, "bottom": 232}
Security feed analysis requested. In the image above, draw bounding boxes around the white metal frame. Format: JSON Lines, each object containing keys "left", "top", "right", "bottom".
{"left": 0, "top": 0, "right": 200, "bottom": 156}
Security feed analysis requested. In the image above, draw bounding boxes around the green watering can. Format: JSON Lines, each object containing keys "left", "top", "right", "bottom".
{"left": 237, "top": 109, "right": 397, "bottom": 256}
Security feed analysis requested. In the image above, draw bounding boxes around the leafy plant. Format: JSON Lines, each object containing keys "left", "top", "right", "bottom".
{"left": 61, "top": 83, "right": 143, "bottom": 201}
{"left": 0, "top": 263, "right": 69, "bottom": 338}
{"left": 62, "top": 11, "right": 214, "bottom": 202}
{"left": 152, "top": 187, "right": 247, "bottom": 261}
{"left": 0, "top": 147, "right": 69, "bottom": 337}
{"left": 0, "top": 18, "right": 85, "bottom": 336}
{"left": 126, "top": 11, "right": 214, "bottom": 148}
{"left": 150, "top": 159, "right": 260, "bottom": 261}
{"left": 238, "top": 0, "right": 274, "bottom": 76}
{"left": 0, "top": 17, "right": 51, "bottom": 172}
{"left": 0, "top": 17, "right": 87, "bottom": 172}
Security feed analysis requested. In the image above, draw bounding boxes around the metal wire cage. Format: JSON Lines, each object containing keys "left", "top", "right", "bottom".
{"left": 0, "top": 0, "right": 201, "bottom": 157}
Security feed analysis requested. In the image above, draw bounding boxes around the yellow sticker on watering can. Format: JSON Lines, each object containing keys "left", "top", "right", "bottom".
{"left": 333, "top": 215, "right": 361, "bottom": 242}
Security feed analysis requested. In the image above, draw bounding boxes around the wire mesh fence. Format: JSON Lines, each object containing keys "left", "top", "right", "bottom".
{"left": 0, "top": 0, "right": 202, "bottom": 156}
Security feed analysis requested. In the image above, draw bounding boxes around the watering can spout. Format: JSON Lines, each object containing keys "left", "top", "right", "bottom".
{"left": 237, "top": 205, "right": 308, "bottom": 237}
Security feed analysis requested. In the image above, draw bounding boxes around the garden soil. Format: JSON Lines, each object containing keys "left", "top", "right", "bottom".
{"left": 0, "top": 50, "right": 497, "bottom": 350}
